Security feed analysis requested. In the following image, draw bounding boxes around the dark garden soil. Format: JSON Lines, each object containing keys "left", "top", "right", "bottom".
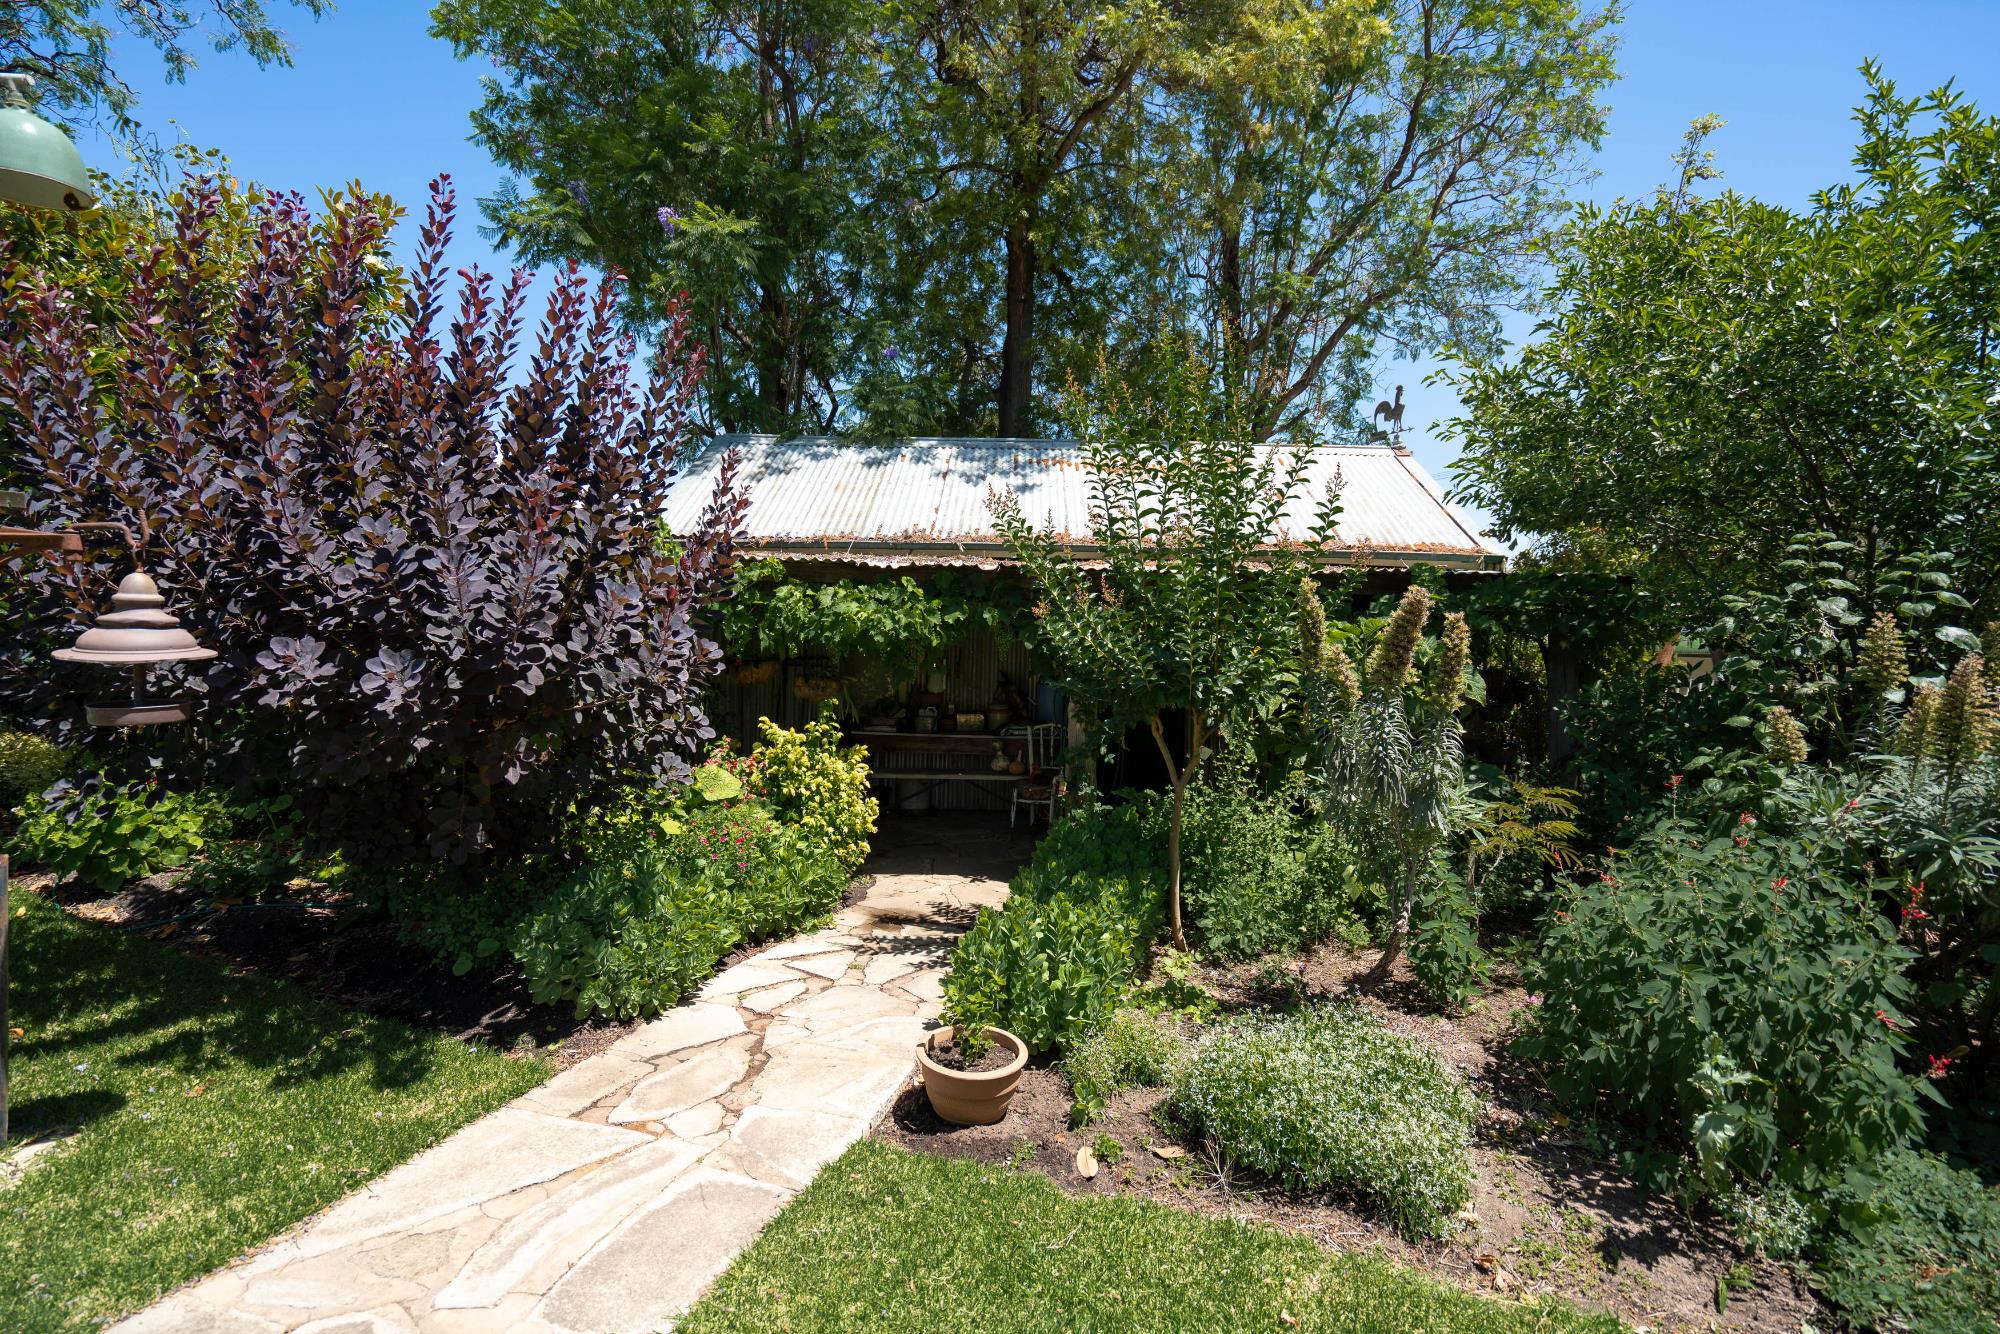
{"left": 17, "top": 867, "right": 635, "bottom": 1069}
{"left": 926, "top": 1031, "right": 1017, "bottom": 1073}
{"left": 876, "top": 942, "right": 1825, "bottom": 1334}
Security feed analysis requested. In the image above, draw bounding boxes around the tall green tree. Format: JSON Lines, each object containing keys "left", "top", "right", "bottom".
{"left": 1445, "top": 66, "right": 2000, "bottom": 620}
{"left": 431, "top": 0, "right": 879, "bottom": 432}
{"left": 1143, "top": 0, "right": 1616, "bottom": 438}
{"left": 1, "top": 0, "right": 330, "bottom": 133}
{"left": 990, "top": 344, "right": 1340, "bottom": 947}
{"left": 877, "top": 0, "right": 1182, "bottom": 437}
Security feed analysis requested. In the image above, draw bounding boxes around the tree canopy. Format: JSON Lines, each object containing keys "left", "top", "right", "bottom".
{"left": 1445, "top": 66, "right": 1999, "bottom": 621}
{"left": 431, "top": 0, "right": 1614, "bottom": 439}
{"left": 1, "top": 0, "right": 330, "bottom": 134}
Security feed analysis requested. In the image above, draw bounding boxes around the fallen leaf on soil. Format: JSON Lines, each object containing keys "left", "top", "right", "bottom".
{"left": 1279, "top": 1313, "right": 1299, "bottom": 1327}
{"left": 1458, "top": 1205, "right": 1481, "bottom": 1224}
{"left": 1151, "top": 1144, "right": 1187, "bottom": 1161}
{"left": 1493, "top": 1266, "right": 1519, "bottom": 1295}
{"left": 8, "top": 1027, "right": 22, "bottom": 1038}
{"left": 1474, "top": 1253, "right": 1498, "bottom": 1273}
{"left": 1076, "top": 1147, "right": 1099, "bottom": 1179}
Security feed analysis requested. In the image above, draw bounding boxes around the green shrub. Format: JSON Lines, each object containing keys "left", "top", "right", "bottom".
{"left": 1524, "top": 813, "right": 1926, "bottom": 1195}
{"left": 11, "top": 776, "right": 228, "bottom": 891}
{"left": 1409, "top": 865, "right": 1487, "bottom": 1012}
{"left": 942, "top": 893, "right": 1138, "bottom": 1053}
{"left": 1010, "top": 798, "right": 1167, "bottom": 936}
{"left": 513, "top": 851, "right": 745, "bottom": 1019}
{"left": 0, "top": 730, "right": 71, "bottom": 808}
{"left": 1813, "top": 1149, "right": 2000, "bottom": 1331}
{"left": 1181, "top": 768, "right": 1366, "bottom": 960}
{"left": 511, "top": 806, "right": 846, "bottom": 1019}
{"left": 1062, "top": 1007, "right": 1189, "bottom": 1125}
{"left": 1169, "top": 1005, "right": 1478, "bottom": 1239}
{"left": 746, "top": 713, "right": 877, "bottom": 873}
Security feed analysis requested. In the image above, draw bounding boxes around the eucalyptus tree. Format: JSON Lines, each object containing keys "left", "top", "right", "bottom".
{"left": 431, "top": 0, "right": 880, "bottom": 433}
{"left": 1, "top": 0, "right": 330, "bottom": 134}
{"left": 1135, "top": 0, "right": 1616, "bottom": 438}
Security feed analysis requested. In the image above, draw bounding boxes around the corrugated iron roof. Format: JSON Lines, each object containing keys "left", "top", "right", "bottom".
{"left": 660, "top": 435, "right": 1505, "bottom": 570}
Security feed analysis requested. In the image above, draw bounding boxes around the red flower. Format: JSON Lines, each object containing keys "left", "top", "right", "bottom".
{"left": 1927, "top": 1054, "right": 1953, "bottom": 1079}
{"left": 1877, "top": 1009, "right": 1899, "bottom": 1029}
{"left": 1772, "top": 876, "right": 1788, "bottom": 893}
{"left": 1666, "top": 773, "right": 1683, "bottom": 790}
{"left": 1738, "top": 812, "right": 1757, "bottom": 826}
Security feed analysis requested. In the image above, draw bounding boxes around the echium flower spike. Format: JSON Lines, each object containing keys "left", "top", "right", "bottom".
{"left": 1855, "top": 611, "right": 1907, "bottom": 693}
{"left": 1935, "top": 654, "right": 1996, "bottom": 765}
{"left": 1297, "top": 576, "right": 1326, "bottom": 674}
{"left": 1365, "top": 584, "right": 1432, "bottom": 694}
{"left": 1984, "top": 623, "right": 2000, "bottom": 696}
{"left": 1324, "top": 641, "right": 1361, "bottom": 711}
{"left": 1763, "top": 705, "right": 1808, "bottom": 766}
{"left": 1897, "top": 684, "right": 1941, "bottom": 760}
{"left": 1424, "top": 611, "right": 1473, "bottom": 714}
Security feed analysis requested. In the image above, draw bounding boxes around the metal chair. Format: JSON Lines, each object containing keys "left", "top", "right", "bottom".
{"left": 1010, "top": 722, "right": 1066, "bottom": 828}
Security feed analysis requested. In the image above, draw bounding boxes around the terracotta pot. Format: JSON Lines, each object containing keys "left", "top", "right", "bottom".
{"left": 916, "top": 1026, "right": 1027, "bottom": 1126}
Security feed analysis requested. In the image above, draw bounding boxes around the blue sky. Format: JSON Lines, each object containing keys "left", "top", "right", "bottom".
{"left": 78, "top": 0, "right": 2000, "bottom": 526}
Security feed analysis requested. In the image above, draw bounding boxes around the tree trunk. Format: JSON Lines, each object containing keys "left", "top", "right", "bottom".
{"left": 755, "top": 280, "right": 788, "bottom": 427}
{"left": 1149, "top": 712, "right": 1190, "bottom": 949}
{"left": 997, "top": 210, "right": 1037, "bottom": 437}
{"left": 1365, "top": 842, "right": 1420, "bottom": 983}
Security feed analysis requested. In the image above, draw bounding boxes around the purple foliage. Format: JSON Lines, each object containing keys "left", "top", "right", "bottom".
{"left": 0, "top": 175, "right": 748, "bottom": 866}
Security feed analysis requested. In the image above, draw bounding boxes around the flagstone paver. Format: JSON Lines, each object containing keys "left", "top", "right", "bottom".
{"left": 116, "top": 815, "right": 1025, "bottom": 1334}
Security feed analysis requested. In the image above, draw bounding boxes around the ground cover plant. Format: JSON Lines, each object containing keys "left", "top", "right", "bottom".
{"left": 1169, "top": 1004, "right": 1481, "bottom": 1240}
{"left": 0, "top": 889, "right": 545, "bottom": 1332}
{"left": 678, "top": 1139, "right": 1621, "bottom": 1334}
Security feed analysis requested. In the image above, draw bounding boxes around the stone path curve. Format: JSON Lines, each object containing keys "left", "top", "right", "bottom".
{"left": 116, "top": 828, "right": 1014, "bottom": 1334}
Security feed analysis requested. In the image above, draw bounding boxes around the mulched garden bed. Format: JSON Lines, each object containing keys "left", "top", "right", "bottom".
{"left": 876, "top": 941, "right": 1825, "bottom": 1334}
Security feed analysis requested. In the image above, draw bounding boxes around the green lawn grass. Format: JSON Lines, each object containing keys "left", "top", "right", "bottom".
{"left": 0, "top": 889, "right": 547, "bottom": 1331}
{"left": 681, "top": 1139, "right": 1626, "bottom": 1333}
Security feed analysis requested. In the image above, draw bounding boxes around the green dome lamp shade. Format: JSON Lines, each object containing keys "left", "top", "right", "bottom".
{"left": 53, "top": 570, "right": 216, "bottom": 725}
{"left": 0, "top": 73, "right": 95, "bottom": 212}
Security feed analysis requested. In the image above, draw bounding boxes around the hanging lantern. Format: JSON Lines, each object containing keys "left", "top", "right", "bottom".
{"left": 52, "top": 570, "right": 216, "bottom": 725}
{"left": 0, "top": 73, "right": 95, "bottom": 213}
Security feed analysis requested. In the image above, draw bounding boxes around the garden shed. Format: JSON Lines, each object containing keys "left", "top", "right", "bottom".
{"left": 661, "top": 435, "right": 1504, "bottom": 808}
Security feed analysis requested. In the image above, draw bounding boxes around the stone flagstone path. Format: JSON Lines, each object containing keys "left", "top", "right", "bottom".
{"left": 117, "top": 817, "right": 1022, "bottom": 1334}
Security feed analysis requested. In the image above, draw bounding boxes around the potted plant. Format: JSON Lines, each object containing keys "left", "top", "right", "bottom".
{"left": 916, "top": 1022, "right": 1027, "bottom": 1125}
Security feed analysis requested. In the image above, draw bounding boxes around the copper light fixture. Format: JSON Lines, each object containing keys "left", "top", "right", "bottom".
{"left": 0, "top": 73, "right": 95, "bottom": 213}
{"left": 52, "top": 568, "right": 217, "bottom": 725}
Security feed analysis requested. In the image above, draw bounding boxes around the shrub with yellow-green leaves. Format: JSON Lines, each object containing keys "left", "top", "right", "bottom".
{"left": 0, "top": 731, "right": 72, "bottom": 809}
{"left": 747, "top": 714, "right": 878, "bottom": 874}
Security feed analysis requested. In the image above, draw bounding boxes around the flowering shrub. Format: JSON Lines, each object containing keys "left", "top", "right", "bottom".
{"left": 745, "top": 714, "right": 877, "bottom": 874}
{"left": 1811, "top": 1148, "right": 2000, "bottom": 1331}
{"left": 1522, "top": 810, "right": 1926, "bottom": 1193}
{"left": 1169, "top": 1005, "right": 1478, "bottom": 1239}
